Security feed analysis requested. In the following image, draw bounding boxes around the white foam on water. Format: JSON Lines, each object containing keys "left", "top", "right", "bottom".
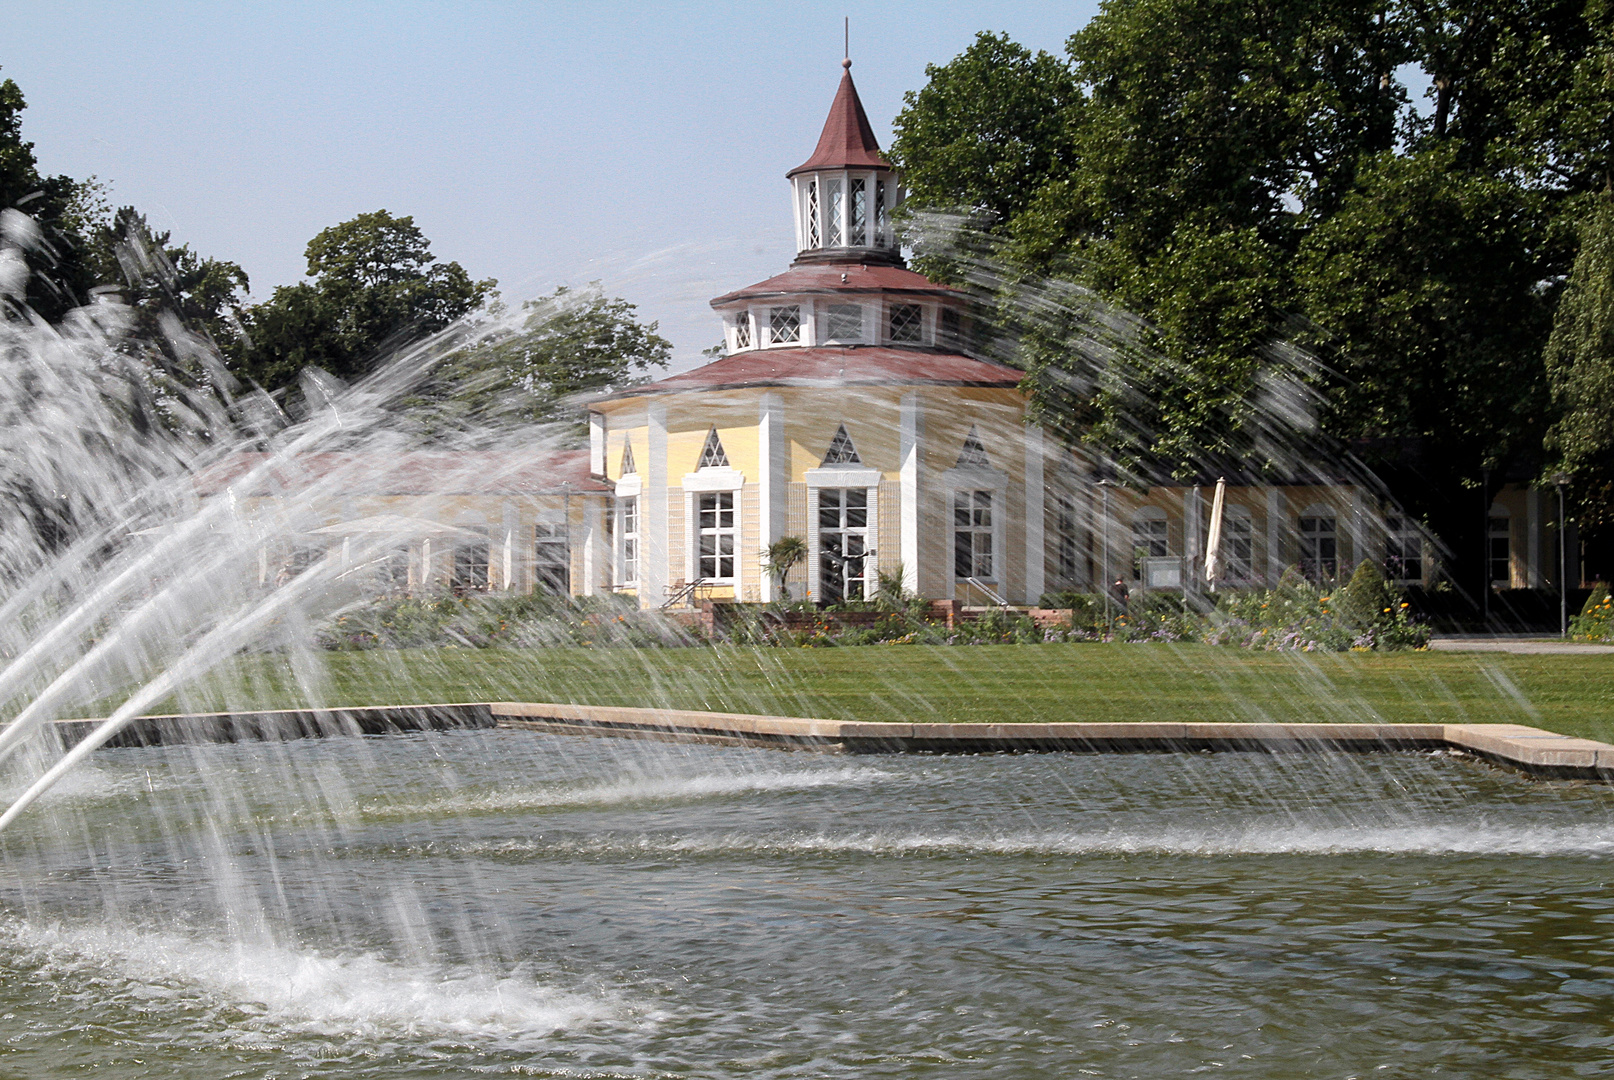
{"left": 442, "top": 822, "right": 1614, "bottom": 860}
{"left": 0, "top": 917, "right": 632, "bottom": 1047}
{"left": 369, "top": 765, "right": 888, "bottom": 819}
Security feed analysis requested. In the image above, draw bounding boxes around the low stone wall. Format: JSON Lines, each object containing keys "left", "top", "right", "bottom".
{"left": 52, "top": 703, "right": 492, "bottom": 748}
{"left": 42, "top": 702, "right": 1614, "bottom": 780}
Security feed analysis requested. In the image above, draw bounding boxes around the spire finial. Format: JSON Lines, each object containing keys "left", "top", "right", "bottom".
{"left": 844, "top": 17, "right": 850, "bottom": 67}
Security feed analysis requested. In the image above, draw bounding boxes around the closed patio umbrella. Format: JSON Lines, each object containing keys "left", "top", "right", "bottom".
{"left": 1204, "top": 477, "right": 1227, "bottom": 590}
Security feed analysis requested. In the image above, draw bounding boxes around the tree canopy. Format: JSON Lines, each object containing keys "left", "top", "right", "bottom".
{"left": 230, "top": 210, "right": 496, "bottom": 393}
{"left": 890, "top": 2, "right": 1614, "bottom": 570}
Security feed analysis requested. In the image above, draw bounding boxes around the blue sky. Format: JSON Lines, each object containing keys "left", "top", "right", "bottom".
{"left": 3, "top": 2, "right": 1101, "bottom": 368}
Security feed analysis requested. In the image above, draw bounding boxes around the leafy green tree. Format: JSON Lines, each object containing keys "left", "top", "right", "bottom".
{"left": 890, "top": 32, "right": 1079, "bottom": 231}
{"left": 420, "top": 284, "right": 671, "bottom": 434}
{"left": 86, "top": 207, "right": 249, "bottom": 346}
{"left": 0, "top": 69, "right": 98, "bottom": 321}
{"left": 1545, "top": 195, "right": 1614, "bottom": 528}
{"left": 232, "top": 210, "right": 495, "bottom": 392}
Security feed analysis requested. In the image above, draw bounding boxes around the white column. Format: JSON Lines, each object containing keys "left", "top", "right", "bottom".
{"left": 644, "top": 403, "right": 669, "bottom": 607}
{"left": 1023, "top": 425, "right": 1045, "bottom": 605}
{"left": 1266, "top": 487, "right": 1285, "bottom": 586}
{"left": 1528, "top": 486, "right": 1544, "bottom": 587}
{"left": 588, "top": 412, "right": 606, "bottom": 476}
{"left": 758, "top": 392, "right": 785, "bottom": 601}
{"left": 1184, "top": 486, "right": 1202, "bottom": 587}
{"left": 900, "top": 392, "right": 923, "bottom": 594}
{"left": 502, "top": 501, "right": 519, "bottom": 591}
{"left": 581, "top": 499, "right": 600, "bottom": 596}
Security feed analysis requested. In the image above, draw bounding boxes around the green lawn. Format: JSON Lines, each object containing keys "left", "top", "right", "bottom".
{"left": 169, "top": 643, "right": 1614, "bottom": 744}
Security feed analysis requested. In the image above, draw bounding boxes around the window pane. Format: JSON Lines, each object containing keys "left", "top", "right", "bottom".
{"left": 827, "top": 304, "right": 862, "bottom": 340}
{"left": 890, "top": 303, "right": 922, "bottom": 343}
{"left": 770, "top": 306, "right": 801, "bottom": 343}
{"left": 955, "top": 530, "right": 973, "bottom": 577}
{"left": 826, "top": 179, "right": 843, "bottom": 246}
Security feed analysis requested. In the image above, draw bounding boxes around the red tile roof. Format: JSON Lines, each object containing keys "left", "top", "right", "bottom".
{"left": 605, "top": 346, "right": 1023, "bottom": 397}
{"left": 710, "top": 262, "right": 962, "bottom": 307}
{"left": 196, "top": 448, "right": 610, "bottom": 497}
{"left": 788, "top": 66, "right": 891, "bottom": 178}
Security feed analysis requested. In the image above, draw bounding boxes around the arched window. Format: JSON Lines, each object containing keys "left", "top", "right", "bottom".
{"left": 1297, "top": 506, "right": 1337, "bottom": 582}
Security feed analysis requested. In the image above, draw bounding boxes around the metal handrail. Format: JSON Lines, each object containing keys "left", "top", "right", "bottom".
{"left": 964, "top": 577, "right": 1010, "bottom": 607}
{"left": 660, "top": 578, "right": 709, "bottom": 610}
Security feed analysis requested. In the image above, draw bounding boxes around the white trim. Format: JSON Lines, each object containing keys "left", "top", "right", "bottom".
{"left": 685, "top": 485, "right": 742, "bottom": 586}
{"left": 1024, "top": 426, "right": 1045, "bottom": 604}
{"left": 944, "top": 466, "right": 1009, "bottom": 586}
{"left": 759, "top": 392, "right": 784, "bottom": 601}
{"left": 899, "top": 393, "right": 922, "bottom": 593}
{"left": 683, "top": 467, "right": 746, "bottom": 492}
{"left": 614, "top": 474, "right": 642, "bottom": 498}
{"left": 804, "top": 466, "right": 881, "bottom": 489}
{"left": 588, "top": 413, "right": 606, "bottom": 476}
{"left": 644, "top": 404, "right": 668, "bottom": 606}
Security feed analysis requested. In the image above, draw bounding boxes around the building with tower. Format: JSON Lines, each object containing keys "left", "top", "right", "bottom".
{"left": 216, "top": 62, "right": 1584, "bottom": 611}
{"left": 589, "top": 59, "right": 1050, "bottom": 606}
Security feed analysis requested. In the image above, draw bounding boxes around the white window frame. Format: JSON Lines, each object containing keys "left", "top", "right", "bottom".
{"left": 1297, "top": 504, "right": 1338, "bottom": 583}
{"left": 683, "top": 467, "right": 746, "bottom": 589}
{"left": 1222, "top": 505, "right": 1254, "bottom": 583}
{"left": 805, "top": 465, "right": 881, "bottom": 602}
{"left": 617, "top": 490, "right": 640, "bottom": 587}
{"left": 824, "top": 302, "right": 864, "bottom": 344}
{"left": 942, "top": 464, "right": 1008, "bottom": 587}
{"left": 768, "top": 305, "right": 801, "bottom": 346}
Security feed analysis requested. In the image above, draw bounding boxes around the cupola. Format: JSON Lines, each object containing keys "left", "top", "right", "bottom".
{"left": 787, "top": 59, "right": 902, "bottom": 265}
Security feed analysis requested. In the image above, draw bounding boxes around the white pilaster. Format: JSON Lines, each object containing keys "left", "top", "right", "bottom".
{"left": 759, "top": 392, "right": 785, "bottom": 601}
{"left": 1184, "top": 486, "right": 1202, "bottom": 585}
{"left": 588, "top": 412, "right": 606, "bottom": 476}
{"left": 581, "top": 499, "right": 600, "bottom": 596}
{"left": 1023, "top": 425, "right": 1045, "bottom": 604}
{"left": 645, "top": 403, "right": 669, "bottom": 607}
{"left": 899, "top": 392, "right": 923, "bottom": 594}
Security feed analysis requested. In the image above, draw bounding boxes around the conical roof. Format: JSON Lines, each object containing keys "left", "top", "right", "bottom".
{"left": 787, "top": 61, "right": 891, "bottom": 177}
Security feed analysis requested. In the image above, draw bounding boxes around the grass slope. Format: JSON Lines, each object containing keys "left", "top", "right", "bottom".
{"left": 168, "top": 644, "right": 1614, "bottom": 744}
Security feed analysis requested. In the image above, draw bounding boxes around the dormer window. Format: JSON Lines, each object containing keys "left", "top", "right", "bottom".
{"left": 850, "top": 178, "right": 866, "bottom": 245}
{"left": 770, "top": 306, "right": 801, "bottom": 344}
{"left": 733, "top": 311, "right": 752, "bottom": 350}
{"left": 826, "top": 304, "right": 862, "bottom": 342}
{"left": 889, "top": 303, "right": 923, "bottom": 344}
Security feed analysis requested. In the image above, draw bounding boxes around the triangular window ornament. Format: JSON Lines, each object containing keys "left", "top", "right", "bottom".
{"left": 697, "top": 426, "right": 729, "bottom": 469}
{"left": 956, "top": 425, "right": 991, "bottom": 468}
{"left": 620, "top": 441, "right": 636, "bottom": 475}
{"left": 821, "top": 424, "right": 861, "bottom": 465}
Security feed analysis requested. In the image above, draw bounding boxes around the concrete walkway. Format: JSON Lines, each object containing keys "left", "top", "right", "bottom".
{"left": 1428, "top": 635, "right": 1614, "bottom": 655}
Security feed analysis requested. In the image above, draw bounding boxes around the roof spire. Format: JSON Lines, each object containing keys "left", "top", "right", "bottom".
{"left": 844, "top": 16, "right": 850, "bottom": 66}
{"left": 787, "top": 51, "right": 891, "bottom": 177}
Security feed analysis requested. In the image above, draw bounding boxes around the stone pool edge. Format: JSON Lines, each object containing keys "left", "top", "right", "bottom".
{"left": 46, "top": 703, "right": 1614, "bottom": 780}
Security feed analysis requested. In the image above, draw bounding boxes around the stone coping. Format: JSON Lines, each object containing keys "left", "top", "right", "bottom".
{"left": 42, "top": 701, "right": 1614, "bottom": 780}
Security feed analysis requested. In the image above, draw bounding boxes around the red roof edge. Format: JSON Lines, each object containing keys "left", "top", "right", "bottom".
{"left": 787, "top": 65, "right": 891, "bottom": 177}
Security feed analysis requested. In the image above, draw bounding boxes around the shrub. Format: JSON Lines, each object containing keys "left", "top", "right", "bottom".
{"left": 1570, "top": 581, "right": 1614, "bottom": 642}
